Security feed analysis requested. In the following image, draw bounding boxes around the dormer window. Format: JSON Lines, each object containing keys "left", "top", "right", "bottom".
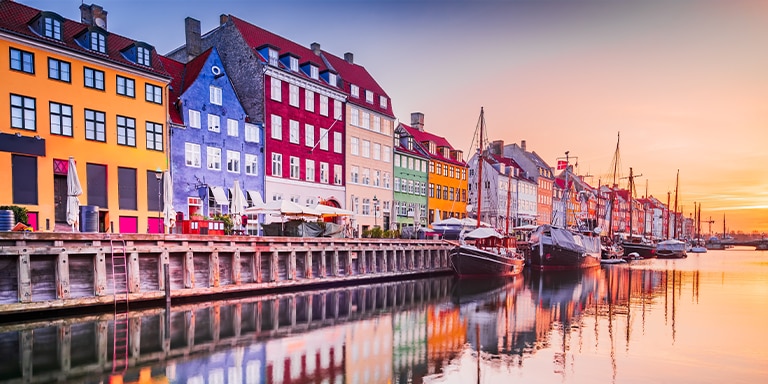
{"left": 310, "top": 65, "right": 318, "bottom": 79}
{"left": 137, "top": 46, "right": 150, "bottom": 66}
{"left": 43, "top": 15, "right": 62, "bottom": 40}
{"left": 269, "top": 48, "right": 278, "bottom": 66}
{"left": 90, "top": 30, "right": 106, "bottom": 53}
{"left": 380, "top": 96, "right": 388, "bottom": 109}
{"left": 328, "top": 73, "right": 337, "bottom": 86}
{"left": 365, "top": 90, "right": 373, "bottom": 104}
{"left": 350, "top": 84, "right": 359, "bottom": 98}
{"left": 289, "top": 56, "right": 298, "bottom": 71}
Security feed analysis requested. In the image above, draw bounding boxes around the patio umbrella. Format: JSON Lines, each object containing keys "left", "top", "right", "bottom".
{"left": 162, "top": 170, "right": 176, "bottom": 232}
{"left": 65, "top": 157, "right": 82, "bottom": 232}
{"left": 311, "top": 204, "right": 354, "bottom": 217}
{"left": 230, "top": 180, "right": 248, "bottom": 230}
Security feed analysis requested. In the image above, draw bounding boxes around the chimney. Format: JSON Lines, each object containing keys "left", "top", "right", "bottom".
{"left": 491, "top": 140, "right": 504, "bottom": 155}
{"left": 410, "top": 112, "right": 425, "bottom": 132}
{"left": 80, "top": 3, "right": 108, "bottom": 29}
{"left": 344, "top": 52, "right": 354, "bottom": 64}
{"left": 521, "top": 140, "right": 526, "bottom": 152}
{"left": 219, "top": 14, "right": 229, "bottom": 25}
{"left": 311, "top": 42, "right": 321, "bottom": 55}
{"left": 185, "top": 17, "right": 202, "bottom": 58}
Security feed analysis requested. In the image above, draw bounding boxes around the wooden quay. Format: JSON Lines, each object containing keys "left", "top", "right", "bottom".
{"left": 0, "top": 232, "right": 453, "bottom": 316}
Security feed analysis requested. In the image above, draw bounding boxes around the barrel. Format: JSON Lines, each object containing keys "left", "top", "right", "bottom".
{"left": 79, "top": 205, "right": 99, "bottom": 232}
{"left": 0, "top": 210, "right": 14, "bottom": 231}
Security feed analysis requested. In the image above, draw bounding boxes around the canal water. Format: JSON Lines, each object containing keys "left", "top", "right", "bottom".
{"left": 0, "top": 248, "right": 766, "bottom": 383}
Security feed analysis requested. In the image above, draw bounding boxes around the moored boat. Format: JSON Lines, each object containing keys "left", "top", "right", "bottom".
{"left": 449, "top": 226, "right": 525, "bottom": 278}
{"left": 528, "top": 225, "right": 601, "bottom": 270}
{"left": 656, "top": 239, "right": 688, "bottom": 259}
{"left": 622, "top": 235, "right": 657, "bottom": 259}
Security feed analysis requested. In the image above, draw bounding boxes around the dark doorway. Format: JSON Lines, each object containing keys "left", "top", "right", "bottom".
{"left": 54, "top": 175, "right": 67, "bottom": 223}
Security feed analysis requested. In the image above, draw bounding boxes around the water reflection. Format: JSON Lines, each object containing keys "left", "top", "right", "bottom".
{"left": 2, "top": 251, "right": 767, "bottom": 383}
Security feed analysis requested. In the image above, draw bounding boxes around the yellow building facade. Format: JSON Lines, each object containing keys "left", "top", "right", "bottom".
{"left": 0, "top": 2, "right": 170, "bottom": 233}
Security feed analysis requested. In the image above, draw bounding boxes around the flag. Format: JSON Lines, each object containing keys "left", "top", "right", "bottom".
{"left": 557, "top": 160, "right": 567, "bottom": 170}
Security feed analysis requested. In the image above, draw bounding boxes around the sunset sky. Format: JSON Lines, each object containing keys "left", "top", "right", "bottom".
{"left": 26, "top": 0, "right": 768, "bottom": 234}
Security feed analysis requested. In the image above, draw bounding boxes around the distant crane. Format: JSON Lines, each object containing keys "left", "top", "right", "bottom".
{"left": 705, "top": 216, "right": 716, "bottom": 236}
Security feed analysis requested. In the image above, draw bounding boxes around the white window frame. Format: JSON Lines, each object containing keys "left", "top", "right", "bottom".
{"left": 350, "top": 84, "right": 359, "bottom": 98}
{"left": 310, "top": 65, "right": 319, "bottom": 79}
{"left": 208, "top": 114, "right": 220, "bottom": 132}
{"left": 289, "top": 120, "right": 300, "bottom": 144}
{"left": 270, "top": 77, "right": 281, "bottom": 101}
{"left": 305, "top": 159, "right": 315, "bottom": 181}
{"left": 350, "top": 108, "right": 359, "bottom": 127}
{"left": 207, "top": 147, "right": 221, "bottom": 171}
{"left": 305, "top": 89, "right": 314, "bottom": 112}
{"left": 185, "top": 142, "right": 201, "bottom": 167}
{"left": 333, "top": 100, "right": 342, "bottom": 119}
{"left": 188, "top": 109, "right": 201, "bottom": 128}
{"left": 245, "top": 153, "right": 258, "bottom": 176}
{"left": 227, "top": 150, "right": 240, "bottom": 173}
{"left": 380, "top": 96, "right": 388, "bottom": 108}
{"left": 320, "top": 162, "right": 329, "bottom": 184}
{"left": 289, "top": 156, "right": 300, "bottom": 179}
{"left": 373, "top": 143, "right": 381, "bottom": 160}
{"left": 333, "top": 132, "right": 342, "bottom": 154}
{"left": 245, "top": 123, "right": 260, "bottom": 143}
{"left": 362, "top": 168, "right": 370, "bottom": 185}
{"left": 304, "top": 124, "right": 314, "bottom": 147}
{"left": 319, "top": 128, "right": 329, "bottom": 151}
{"left": 362, "top": 140, "right": 370, "bottom": 158}
{"left": 373, "top": 116, "right": 381, "bottom": 132}
{"left": 351, "top": 166, "right": 359, "bottom": 184}
{"left": 271, "top": 152, "right": 282, "bottom": 176}
{"left": 227, "top": 118, "right": 238, "bottom": 137}
{"left": 334, "top": 164, "right": 342, "bottom": 185}
{"left": 319, "top": 95, "right": 328, "bottom": 116}
{"left": 210, "top": 86, "right": 222, "bottom": 105}
{"left": 268, "top": 48, "right": 278, "bottom": 66}
{"left": 361, "top": 112, "right": 370, "bottom": 129}
{"left": 271, "top": 114, "right": 282, "bottom": 140}
{"left": 365, "top": 90, "right": 373, "bottom": 104}
{"left": 289, "top": 56, "right": 298, "bottom": 71}
{"left": 289, "top": 84, "right": 299, "bottom": 107}
{"left": 351, "top": 137, "right": 359, "bottom": 156}
{"left": 383, "top": 146, "right": 391, "bottom": 163}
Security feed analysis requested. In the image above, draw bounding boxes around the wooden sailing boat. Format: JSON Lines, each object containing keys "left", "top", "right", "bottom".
{"left": 448, "top": 108, "right": 525, "bottom": 278}
{"left": 690, "top": 203, "right": 707, "bottom": 253}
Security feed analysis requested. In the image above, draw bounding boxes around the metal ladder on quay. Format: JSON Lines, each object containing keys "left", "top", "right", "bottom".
{"left": 109, "top": 237, "right": 130, "bottom": 375}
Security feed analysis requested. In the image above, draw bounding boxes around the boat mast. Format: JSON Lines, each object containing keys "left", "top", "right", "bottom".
{"left": 608, "top": 132, "right": 620, "bottom": 238}
{"left": 476, "top": 107, "right": 485, "bottom": 228}
{"left": 673, "top": 169, "right": 679, "bottom": 239}
{"left": 626, "top": 167, "right": 641, "bottom": 237}
{"left": 562, "top": 151, "right": 570, "bottom": 228}
{"left": 506, "top": 169, "right": 512, "bottom": 235}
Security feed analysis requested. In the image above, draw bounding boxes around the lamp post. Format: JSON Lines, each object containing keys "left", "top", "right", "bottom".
{"left": 155, "top": 168, "right": 162, "bottom": 234}
{"left": 373, "top": 195, "right": 379, "bottom": 228}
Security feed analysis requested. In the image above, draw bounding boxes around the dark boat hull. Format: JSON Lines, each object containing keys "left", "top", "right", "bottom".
{"left": 622, "top": 242, "right": 657, "bottom": 259}
{"left": 528, "top": 244, "right": 601, "bottom": 271}
{"left": 449, "top": 246, "right": 525, "bottom": 278}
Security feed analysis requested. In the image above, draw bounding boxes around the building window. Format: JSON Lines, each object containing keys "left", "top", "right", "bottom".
{"left": 361, "top": 112, "right": 370, "bottom": 129}
{"left": 146, "top": 122, "right": 163, "bottom": 151}
{"left": 185, "top": 142, "right": 201, "bottom": 167}
{"left": 304, "top": 124, "right": 314, "bottom": 147}
{"left": 90, "top": 31, "right": 106, "bottom": 53}
{"left": 289, "top": 56, "right": 298, "bottom": 71}
{"left": 208, "top": 114, "right": 220, "bottom": 132}
{"left": 310, "top": 65, "right": 318, "bottom": 79}
{"left": 350, "top": 108, "right": 359, "bottom": 126}
{"left": 305, "top": 159, "right": 315, "bottom": 181}
{"left": 319, "top": 128, "right": 329, "bottom": 151}
{"left": 362, "top": 140, "right": 370, "bottom": 158}
{"left": 333, "top": 132, "right": 342, "bottom": 154}
{"left": 145, "top": 83, "right": 162, "bottom": 104}
{"left": 362, "top": 198, "right": 370, "bottom": 215}
{"left": 84, "top": 109, "right": 105, "bottom": 141}
{"left": 351, "top": 166, "right": 359, "bottom": 183}
{"left": 373, "top": 116, "right": 380, "bottom": 132}
{"left": 270, "top": 77, "right": 281, "bottom": 101}
{"left": 227, "top": 150, "right": 240, "bottom": 173}
{"left": 383, "top": 146, "right": 391, "bottom": 163}
{"left": 320, "top": 95, "right": 328, "bottom": 116}
{"left": 362, "top": 168, "right": 370, "bottom": 185}
{"left": 11, "top": 155, "right": 37, "bottom": 205}
{"left": 117, "top": 167, "right": 137, "bottom": 210}
{"left": 10, "top": 48, "right": 34, "bottom": 74}
{"left": 320, "top": 162, "right": 329, "bottom": 184}
{"left": 394, "top": 154, "right": 400, "bottom": 168}
{"left": 210, "top": 86, "right": 222, "bottom": 105}
{"left": 350, "top": 84, "right": 359, "bottom": 98}
{"left": 227, "top": 118, "right": 238, "bottom": 137}
{"left": 365, "top": 90, "right": 373, "bottom": 104}
{"left": 188, "top": 109, "right": 201, "bottom": 128}
{"left": 289, "top": 156, "right": 299, "bottom": 179}
{"left": 351, "top": 137, "right": 359, "bottom": 156}
{"left": 271, "top": 114, "right": 282, "bottom": 139}
{"left": 43, "top": 17, "right": 62, "bottom": 40}
{"left": 245, "top": 154, "right": 258, "bottom": 175}
{"left": 380, "top": 96, "right": 388, "bottom": 109}
{"left": 49, "top": 102, "right": 72, "bottom": 136}
{"left": 271, "top": 153, "right": 282, "bottom": 176}
{"left": 117, "top": 75, "right": 135, "bottom": 97}
{"left": 289, "top": 120, "right": 299, "bottom": 144}
{"left": 328, "top": 73, "right": 337, "bottom": 87}
{"left": 207, "top": 147, "right": 221, "bottom": 170}
{"left": 384, "top": 172, "right": 391, "bottom": 189}
{"left": 84, "top": 67, "right": 104, "bottom": 90}
{"left": 245, "top": 123, "right": 260, "bottom": 143}
{"left": 373, "top": 143, "right": 381, "bottom": 160}
{"left": 137, "top": 46, "right": 151, "bottom": 66}
{"left": 305, "top": 89, "right": 314, "bottom": 112}
{"left": 374, "top": 170, "right": 380, "bottom": 187}
{"left": 48, "top": 58, "right": 70, "bottom": 82}
{"left": 10, "top": 94, "right": 35, "bottom": 131}
{"left": 289, "top": 84, "right": 299, "bottom": 107}
{"left": 334, "top": 164, "right": 342, "bottom": 185}
{"left": 116, "top": 115, "right": 136, "bottom": 146}
{"left": 333, "top": 100, "right": 342, "bottom": 119}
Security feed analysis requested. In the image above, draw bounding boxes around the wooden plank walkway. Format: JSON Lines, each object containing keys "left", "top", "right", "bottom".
{"left": 0, "top": 232, "right": 453, "bottom": 316}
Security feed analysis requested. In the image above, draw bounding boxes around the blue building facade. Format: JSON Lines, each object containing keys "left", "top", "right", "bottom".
{"left": 162, "top": 47, "right": 265, "bottom": 219}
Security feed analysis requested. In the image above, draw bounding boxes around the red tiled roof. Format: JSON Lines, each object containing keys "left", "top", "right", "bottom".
{"left": 401, "top": 123, "right": 466, "bottom": 166}
{"left": 0, "top": 0, "right": 169, "bottom": 78}
{"left": 159, "top": 48, "right": 213, "bottom": 125}
{"left": 321, "top": 51, "right": 394, "bottom": 118}
{"left": 229, "top": 16, "right": 328, "bottom": 79}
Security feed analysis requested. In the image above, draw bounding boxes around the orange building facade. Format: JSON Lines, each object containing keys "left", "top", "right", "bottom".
{"left": 0, "top": 2, "right": 170, "bottom": 233}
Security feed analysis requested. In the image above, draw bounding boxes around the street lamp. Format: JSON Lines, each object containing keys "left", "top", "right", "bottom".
{"left": 373, "top": 195, "right": 379, "bottom": 228}
{"left": 155, "top": 168, "right": 162, "bottom": 234}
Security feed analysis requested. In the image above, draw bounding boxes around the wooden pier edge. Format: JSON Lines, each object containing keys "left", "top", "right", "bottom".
{"left": 0, "top": 232, "right": 453, "bottom": 316}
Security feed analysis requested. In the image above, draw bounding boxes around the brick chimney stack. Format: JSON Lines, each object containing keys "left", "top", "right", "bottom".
{"left": 220, "top": 14, "right": 229, "bottom": 25}
{"left": 185, "top": 17, "right": 201, "bottom": 58}
{"left": 80, "top": 3, "right": 107, "bottom": 29}
{"left": 411, "top": 112, "right": 425, "bottom": 132}
{"left": 344, "top": 52, "right": 354, "bottom": 64}
{"left": 311, "top": 42, "right": 321, "bottom": 55}
{"left": 521, "top": 140, "right": 526, "bottom": 152}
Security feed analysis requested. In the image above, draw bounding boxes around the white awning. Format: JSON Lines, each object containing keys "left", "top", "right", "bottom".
{"left": 247, "top": 190, "right": 264, "bottom": 207}
{"left": 210, "top": 186, "right": 229, "bottom": 205}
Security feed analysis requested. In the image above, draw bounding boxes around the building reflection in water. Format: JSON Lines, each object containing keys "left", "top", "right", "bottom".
{"left": 0, "top": 266, "right": 705, "bottom": 384}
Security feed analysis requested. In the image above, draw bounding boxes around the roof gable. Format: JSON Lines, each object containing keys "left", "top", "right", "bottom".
{"left": 321, "top": 50, "right": 394, "bottom": 118}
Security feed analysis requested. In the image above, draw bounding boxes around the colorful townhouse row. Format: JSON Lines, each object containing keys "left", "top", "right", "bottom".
{"left": 0, "top": 1, "right": 470, "bottom": 234}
